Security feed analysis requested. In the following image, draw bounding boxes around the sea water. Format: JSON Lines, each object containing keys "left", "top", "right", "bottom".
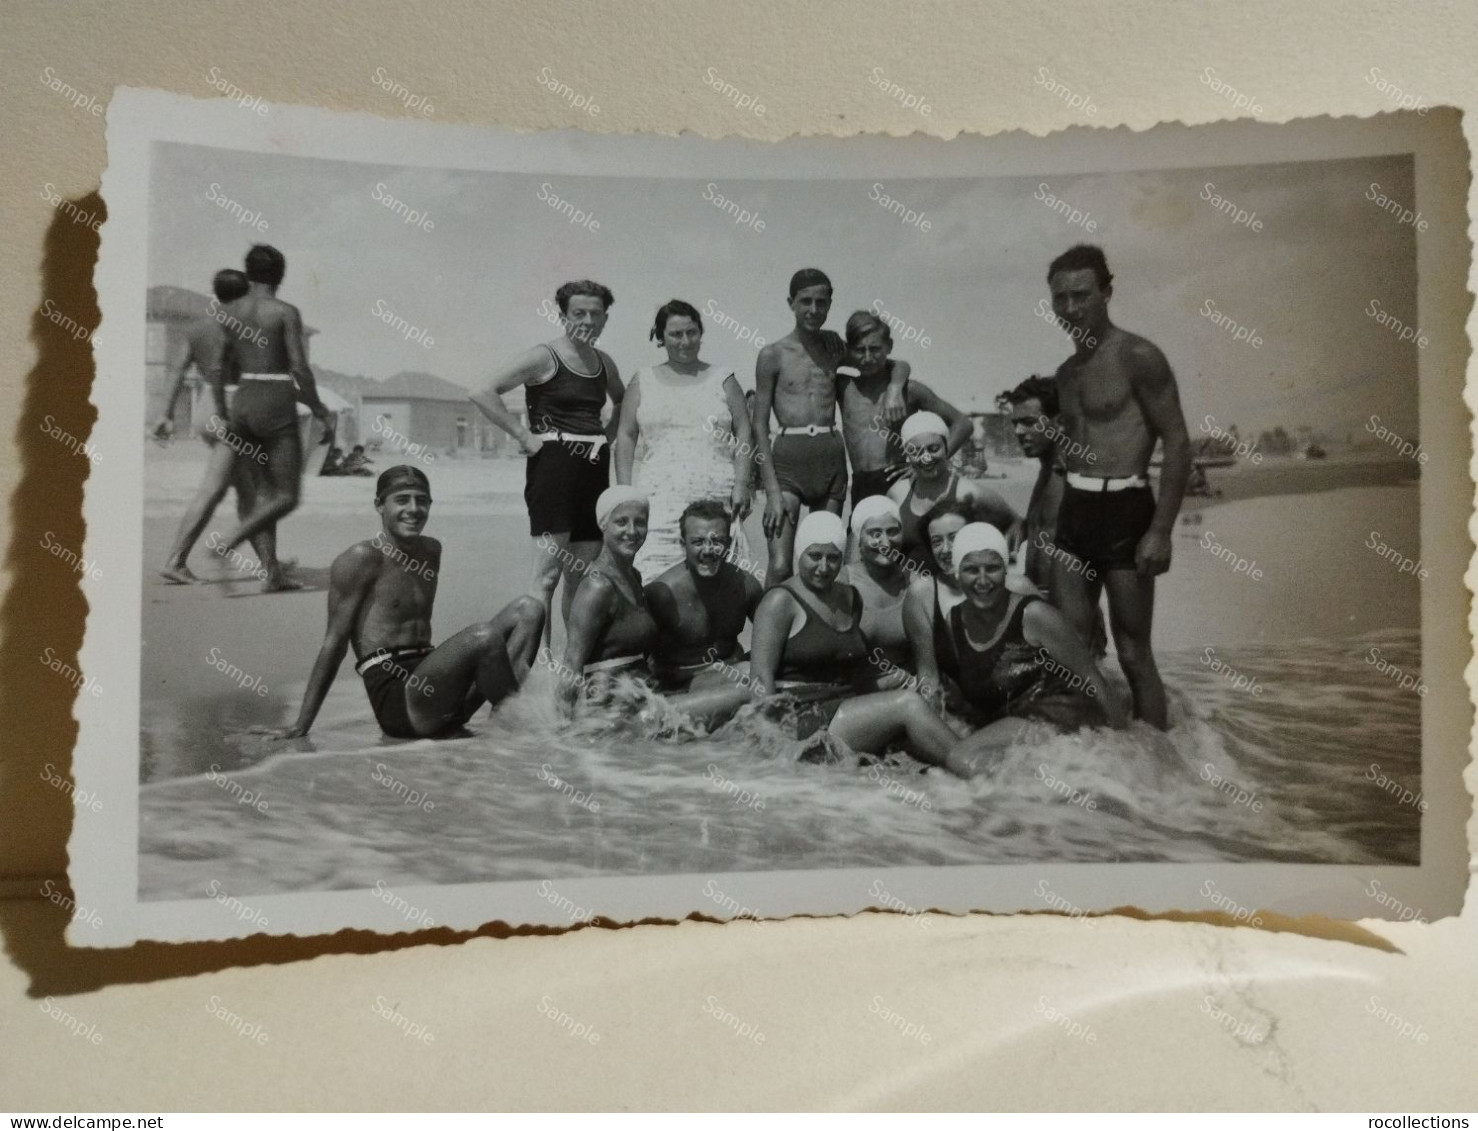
{"left": 139, "top": 484, "right": 1423, "bottom": 899}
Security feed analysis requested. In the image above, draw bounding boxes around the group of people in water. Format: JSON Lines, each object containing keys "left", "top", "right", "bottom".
{"left": 163, "top": 241, "right": 1193, "bottom": 778}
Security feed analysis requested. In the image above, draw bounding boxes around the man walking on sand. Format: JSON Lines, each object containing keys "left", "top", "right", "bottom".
{"left": 1046, "top": 244, "right": 1192, "bottom": 729}
{"left": 209, "top": 244, "right": 334, "bottom": 591}
{"left": 157, "top": 267, "right": 278, "bottom": 584}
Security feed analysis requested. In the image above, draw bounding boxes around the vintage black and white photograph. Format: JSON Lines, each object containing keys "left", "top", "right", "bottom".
{"left": 72, "top": 91, "right": 1467, "bottom": 943}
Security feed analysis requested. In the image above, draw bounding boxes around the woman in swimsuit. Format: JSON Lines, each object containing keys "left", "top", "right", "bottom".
{"left": 887, "top": 411, "right": 1022, "bottom": 569}
{"left": 841, "top": 495, "right": 916, "bottom": 688}
{"left": 558, "top": 486, "right": 658, "bottom": 716}
{"left": 749, "top": 512, "right": 958, "bottom": 764}
{"left": 935, "top": 524, "right": 1128, "bottom": 778}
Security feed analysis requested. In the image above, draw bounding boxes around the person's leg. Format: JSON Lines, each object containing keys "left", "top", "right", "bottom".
{"left": 828, "top": 689, "right": 957, "bottom": 766}
{"left": 764, "top": 492, "right": 802, "bottom": 586}
{"left": 161, "top": 442, "right": 238, "bottom": 581}
{"left": 665, "top": 681, "right": 754, "bottom": 728}
{"left": 1053, "top": 560, "right": 1098, "bottom": 646}
{"left": 560, "top": 540, "right": 601, "bottom": 628}
{"left": 222, "top": 427, "right": 303, "bottom": 554}
{"left": 939, "top": 716, "right": 1030, "bottom": 778}
{"left": 529, "top": 533, "right": 568, "bottom": 648}
{"left": 405, "top": 595, "right": 546, "bottom": 735}
{"left": 1102, "top": 568, "right": 1168, "bottom": 729}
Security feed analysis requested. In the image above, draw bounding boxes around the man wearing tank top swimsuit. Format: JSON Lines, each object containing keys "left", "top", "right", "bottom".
{"left": 471, "top": 279, "right": 626, "bottom": 644}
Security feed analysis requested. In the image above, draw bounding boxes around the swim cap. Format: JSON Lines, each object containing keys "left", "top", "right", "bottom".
{"left": 951, "top": 523, "right": 1011, "bottom": 568}
{"left": 788, "top": 267, "right": 833, "bottom": 299}
{"left": 375, "top": 464, "right": 431, "bottom": 503}
{"left": 849, "top": 494, "right": 901, "bottom": 535}
{"left": 900, "top": 411, "right": 948, "bottom": 445}
{"left": 595, "top": 484, "right": 649, "bottom": 529}
{"left": 793, "top": 511, "right": 847, "bottom": 568}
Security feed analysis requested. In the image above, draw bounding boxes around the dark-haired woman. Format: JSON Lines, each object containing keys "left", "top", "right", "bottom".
{"left": 615, "top": 299, "right": 755, "bottom": 577}
{"left": 472, "top": 279, "right": 624, "bottom": 645}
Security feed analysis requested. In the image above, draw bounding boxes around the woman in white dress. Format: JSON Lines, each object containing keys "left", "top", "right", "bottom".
{"left": 614, "top": 299, "right": 755, "bottom": 578}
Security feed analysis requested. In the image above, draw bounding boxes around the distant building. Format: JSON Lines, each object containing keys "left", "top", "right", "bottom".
{"left": 353, "top": 372, "right": 504, "bottom": 457}
{"left": 145, "top": 285, "right": 317, "bottom": 425}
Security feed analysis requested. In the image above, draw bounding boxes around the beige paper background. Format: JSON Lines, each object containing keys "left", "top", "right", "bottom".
{"left": 2, "top": 0, "right": 1475, "bottom": 1111}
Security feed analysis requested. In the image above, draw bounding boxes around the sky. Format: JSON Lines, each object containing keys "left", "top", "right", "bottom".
{"left": 149, "top": 142, "right": 1421, "bottom": 438}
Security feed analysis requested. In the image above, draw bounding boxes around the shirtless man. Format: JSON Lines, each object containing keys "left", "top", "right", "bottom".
{"left": 752, "top": 269, "right": 907, "bottom": 584}
{"left": 836, "top": 310, "right": 971, "bottom": 510}
{"left": 267, "top": 466, "right": 544, "bottom": 739}
{"left": 209, "top": 245, "right": 333, "bottom": 588}
{"left": 1046, "top": 245, "right": 1191, "bottom": 729}
{"left": 156, "top": 268, "right": 276, "bottom": 584}
{"left": 645, "top": 499, "right": 763, "bottom": 691}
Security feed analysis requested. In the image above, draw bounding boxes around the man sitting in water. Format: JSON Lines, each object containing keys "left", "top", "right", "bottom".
{"left": 645, "top": 498, "right": 764, "bottom": 692}
{"left": 266, "top": 465, "right": 545, "bottom": 740}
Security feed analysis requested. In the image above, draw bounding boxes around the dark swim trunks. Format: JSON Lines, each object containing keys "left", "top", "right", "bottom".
{"left": 524, "top": 438, "right": 610, "bottom": 542}
{"left": 1054, "top": 483, "right": 1157, "bottom": 573}
{"left": 849, "top": 464, "right": 908, "bottom": 510}
{"left": 357, "top": 644, "right": 515, "bottom": 738}
{"left": 228, "top": 377, "right": 301, "bottom": 445}
{"left": 772, "top": 431, "right": 847, "bottom": 509}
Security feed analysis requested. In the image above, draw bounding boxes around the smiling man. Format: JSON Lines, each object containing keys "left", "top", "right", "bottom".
{"left": 268, "top": 465, "right": 544, "bottom": 740}
{"left": 1046, "top": 244, "right": 1192, "bottom": 729}
{"left": 644, "top": 498, "right": 764, "bottom": 692}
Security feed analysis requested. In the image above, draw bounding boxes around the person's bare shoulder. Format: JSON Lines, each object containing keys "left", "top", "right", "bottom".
{"left": 892, "top": 358, "right": 913, "bottom": 382}
{"left": 332, "top": 540, "right": 385, "bottom": 585}
{"left": 1121, "top": 331, "right": 1172, "bottom": 375}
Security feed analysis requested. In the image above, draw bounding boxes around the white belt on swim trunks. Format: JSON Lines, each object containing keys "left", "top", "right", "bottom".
{"left": 534, "top": 431, "right": 607, "bottom": 462}
{"left": 355, "top": 647, "right": 433, "bottom": 676}
{"left": 239, "top": 372, "right": 295, "bottom": 382}
{"left": 775, "top": 424, "right": 837, "bottom": 437}
{"left": 1065, "top": 472, "right": 1148, "bottom": 492}
{"left": 582, "top": 654, "right": 645, "bottom": 676}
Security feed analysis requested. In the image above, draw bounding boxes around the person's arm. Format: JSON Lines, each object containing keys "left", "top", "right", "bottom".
{"left": 742, "top": 571, "right": 765, "bottom": 620}
{"left": 282, "top": 304, "right": 329, "bottom": 420}
{"left": 1128, "top": 339, "right": 1191, "bottom": 576}
{"left": 470, "top": 347, "right": 555, "bottom": 455}
{"left": 155, "top": 337, "right": 196, "bottom": 438}
{"left": 878, "top": 352, "right": 910, "bottom": 426}
{"left": 558, "top": 572, "right": 612, "bottom": 717}
{"left": 602, "top": 353, "right": 625, "bottom": 444}
{"left": 902, "top": 577, "right": 945, "bottom": 711}
{"left": 909, "top": 379, "right": 973, "bottom": 459}
{"left": 202, "top": 326, "right": 232, "bottom": 421}
{"left": 1021, "top": 600, "right": 1129, "bottom": 728}
{"left": 752, "top": 345, "right": 785, "bottom": 536}
{"left": 270, "top": 547, "right": 377, "bottom": 737}
{"left": 720, "top": 373, "right": 754, "bottom": 519}
{"left": 613, "top": 371, "right": 642, "bottom": 484}
{"left": 748, "top": 588, "right": 797, "bottom": 696}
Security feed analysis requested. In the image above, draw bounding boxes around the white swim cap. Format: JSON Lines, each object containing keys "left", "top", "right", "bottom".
{"left": 793, "top": 511, "right": 847, "bottom": 568}
{"left": 849, "top": 494, "right": 902, "bottom": 535}
{"left": 951, "top": 522, "right": 1011, "bottom": 568}
{"left": 900, "top": 411, "right": 948, "bottom": 445}
{"left": 595, "top": 485, "right": 649, "bottom": 529}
